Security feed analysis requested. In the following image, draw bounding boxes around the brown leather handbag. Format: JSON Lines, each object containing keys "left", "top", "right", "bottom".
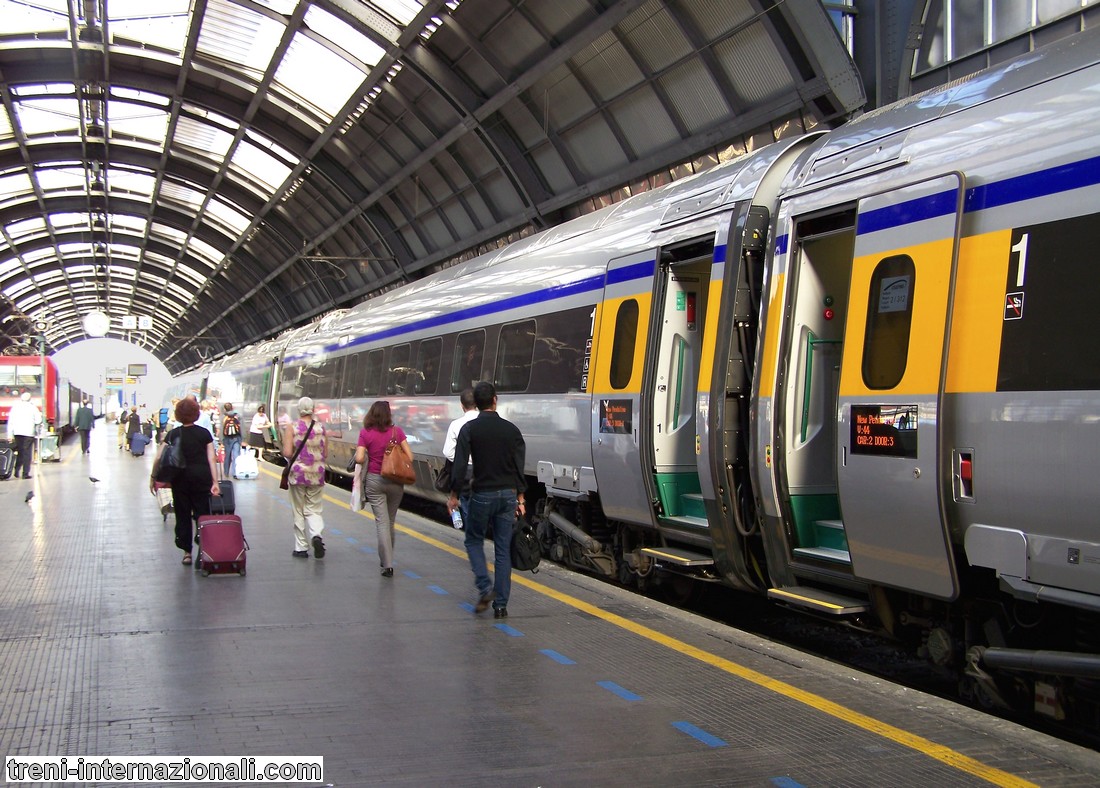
{"left": 380, "top": 427, "right": 415, "bottom": 485}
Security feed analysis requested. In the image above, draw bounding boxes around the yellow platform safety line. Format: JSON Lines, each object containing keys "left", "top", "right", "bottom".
{"left": 301, "top": 470, "right": 1034, "bottom": 788}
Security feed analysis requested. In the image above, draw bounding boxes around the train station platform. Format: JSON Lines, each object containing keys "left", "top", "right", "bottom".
{"left": 2, "top": 422, "right": 1099, "bottom": 787}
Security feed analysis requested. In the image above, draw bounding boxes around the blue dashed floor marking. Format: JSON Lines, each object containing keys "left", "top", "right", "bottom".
{"left": 770, "top": 778, "right": 806, "bottom": 787}
{"left": 597, "top": 681, "right": 642, "bottom": 702}
{"left": 359, "top": 546, "right": 376, "bottom": 554}
{"left": 345, "top": 536, "right": 359, "bottom": 544}
{"left": 402, "top": 570, "right": 421, "bottom": 579}
{"left": 458, "top": 602, "right": 475, "bottom": 613}
{"left": 428, "top": 585, "right": 449, "bottom": 595}
{"left": 540, "top": 649, "right": 576, "bottom": 665}
{"left": 495, "top": 623, "right": 524, "bottom": 636}
{"left": 672, "top": 721, "right": 728, "bottom": 747}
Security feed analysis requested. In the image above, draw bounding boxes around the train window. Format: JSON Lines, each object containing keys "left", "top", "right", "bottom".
{"left": 342, "top": 353, "right": 359, "bottom": 398}
{"left": 386, "top": 344, "right": 412, "bottom": 394}
{"left": 362, "top": 349, "right": 384, "bottom": 396}
{"left": 495, "top": 320, "right": 535, "bottom": 392}
{"left": 610, "top": 299, "right": 639, "bottom": 390}
{"left": 281, "top": 364, "right": 304, "bottom": 397}
{"left": 527, "top": 305, "right": 597, "bottom": 393}
{"left": 414, "top": 338, "right": 442, "bottom": 395}
{"left": 452, "top": 331, "right": 485, "bottom": 391}
{"left": 861, "top": 255, "right": 915, "bottom": 390}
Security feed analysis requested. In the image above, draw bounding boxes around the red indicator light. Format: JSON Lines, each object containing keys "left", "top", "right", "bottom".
{"left": 823, "top": 308, "right": 835, "bottom": 320}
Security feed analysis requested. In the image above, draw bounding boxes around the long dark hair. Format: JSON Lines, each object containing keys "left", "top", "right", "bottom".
{"left": 363, "top": 400, "right": 393, "bottom": 430}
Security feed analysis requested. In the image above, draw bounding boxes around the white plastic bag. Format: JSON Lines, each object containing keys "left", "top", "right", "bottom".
{"left": 350, "top": 463, "right": 364, "bottom": 512}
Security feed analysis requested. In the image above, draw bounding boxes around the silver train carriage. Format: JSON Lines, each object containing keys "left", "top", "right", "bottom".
{"left": 176, "top": 27, "right": 1100, "bottom": 723}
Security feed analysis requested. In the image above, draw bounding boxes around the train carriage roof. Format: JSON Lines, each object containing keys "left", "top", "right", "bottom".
{"left": 0, "top": 0, "right": 864, "bottom": 374}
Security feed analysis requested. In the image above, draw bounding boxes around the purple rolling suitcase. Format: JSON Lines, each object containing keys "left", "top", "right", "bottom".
{"left": 196, "top": 494, "right": 247, "bottom": 576}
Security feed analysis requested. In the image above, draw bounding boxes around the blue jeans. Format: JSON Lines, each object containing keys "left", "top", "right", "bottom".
{"left": 464, "top": 489, "right": 516, "bottom": 609}
{"left": 222, "top": 436, "right": 241, "bottom": 477}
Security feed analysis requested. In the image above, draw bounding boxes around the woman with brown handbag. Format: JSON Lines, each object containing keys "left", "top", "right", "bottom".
{"left": 354, "top": 400, "right": 414, "bottom": 577}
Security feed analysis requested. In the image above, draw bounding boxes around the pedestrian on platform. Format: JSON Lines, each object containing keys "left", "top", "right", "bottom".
{"left": 447, "top": 381, "right": 526, "bottom": 618}
{"left": 6, "top": 392, "right": 42, "bottom": 479}
{"left": 354, "top": 400, "right": 414, "bottom": 577}
{"left": 248, "top": 403, "right": 271, "bottom": 450}
{"left": 149, "top": 396, "right": 220, "bottom": 565}
{"left": 74, "top": 400, "right": 95, "bottom": 454}
{"left": 281, "top": 397, "right": 327, "bottom": 559}
{"left": 441, "top": 388, "right": 477, "bottom": 528}
{"left": 221, "top": 402, "right": 242, "bottom": 477}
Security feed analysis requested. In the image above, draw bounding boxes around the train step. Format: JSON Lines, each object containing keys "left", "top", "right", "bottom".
{"left": 680, "top": 492, "right": 707, "bottom": 519}
{"left": 792, "top": 545, "right": 851, "bottom": 565}
{"left": 767, "top": 585, "right": 869, "bottom": 616}
{"left": 812, "top": 519, "right": 850, "bottom": 551}
{"left": 641, "top": 546, "right": 714, "bottom": 566}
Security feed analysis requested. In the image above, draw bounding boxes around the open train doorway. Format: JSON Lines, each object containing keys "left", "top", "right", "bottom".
{"left": 648, "top": 238, "right": 713, "bottom": 524}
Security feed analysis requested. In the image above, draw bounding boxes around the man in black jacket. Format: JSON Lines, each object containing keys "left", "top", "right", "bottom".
{"left": 447, "top": 381, "right": 526, "bottom": 619}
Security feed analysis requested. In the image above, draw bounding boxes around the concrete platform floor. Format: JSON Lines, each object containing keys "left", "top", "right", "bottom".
{"left": 2, "top": 421, "right": 1099, "bottom": 787}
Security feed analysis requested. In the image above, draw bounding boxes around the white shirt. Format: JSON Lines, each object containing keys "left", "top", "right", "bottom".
{"left": 249, "top": 411, "right": 270, "bottom": 434}
{"left": 442, "top": 409, "right": 478, "bottom": 462}
{"left": 7, "top": 399, "right": 42, "bottom": 439}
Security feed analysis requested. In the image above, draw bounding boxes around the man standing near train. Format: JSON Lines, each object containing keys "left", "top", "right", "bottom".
{"left": 447, "top": 381, "right": 526, "bottom": 619}
{"left": 7, "top": 392, "right": 42, "bottom": 479}
{"left": 74, "top": 399, "right": 94, "bottom": 454}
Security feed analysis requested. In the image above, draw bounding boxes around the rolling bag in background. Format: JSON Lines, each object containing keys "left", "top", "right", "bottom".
{"left": 233, "top": 447, "right": 259, "bottom": 480}
{"left": 214, "top": 478, "right": 236, "bottom": 513}
{"left": 196, "top": 494, "right": 247, "bottom": 576}
{"left": 0, "top": 439, "right": 14, "bottom": 480}
{"left": 154, "top": 480, "right": 174, "bottom": 522}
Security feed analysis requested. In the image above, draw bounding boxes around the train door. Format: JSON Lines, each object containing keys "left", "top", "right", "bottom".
{"left": 649, "top": 239, "right": 712, "bottom": 521}
{"left": 836, "top": 175, "right": 962, "bottom": 599}
{"left": 591, "top": 251, "right": 655, "bottom": 525}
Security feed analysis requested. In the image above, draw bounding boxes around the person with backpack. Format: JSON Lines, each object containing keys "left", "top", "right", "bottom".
{"left": 221, "top": 402, "right": 242, "bottom": 478}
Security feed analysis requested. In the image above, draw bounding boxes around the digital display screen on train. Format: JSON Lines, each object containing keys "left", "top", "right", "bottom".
{"left": 850, "top": 404, "right": 918, "bottom": 458}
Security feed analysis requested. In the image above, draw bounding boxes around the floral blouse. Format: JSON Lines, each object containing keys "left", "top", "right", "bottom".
{"left": 288, "top": 418, "right": 326, "bottom": 486}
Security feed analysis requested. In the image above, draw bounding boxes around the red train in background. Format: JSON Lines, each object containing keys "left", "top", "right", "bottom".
{"left": 0, "top": 355, "right": 83, "bottom": 433}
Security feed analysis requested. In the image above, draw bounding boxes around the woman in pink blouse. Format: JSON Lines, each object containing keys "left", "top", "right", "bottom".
{"left": 354, "top": 400, "right": 413, "bottom": 577}
{"left": 281, "top": 396, "right": 327, "bottom": 559}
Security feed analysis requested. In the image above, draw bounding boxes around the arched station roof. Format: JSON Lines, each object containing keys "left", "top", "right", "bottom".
{"left": 0, "top": 0, "right": 864, "bottom": 374}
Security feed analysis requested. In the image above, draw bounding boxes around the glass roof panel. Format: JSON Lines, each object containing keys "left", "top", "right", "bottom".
{"left": 106, "top": 169, "right": 157, "bottom": 199}
{"left": 205, "top": 198, "right": 252, "bottom": 236}
{"left": 174, "top": 263, "right": 208, "bottom": 288}
{"left": 0, "top": 258, "right": 23, "bottom": 278}
{"left": 230, "top": 139, "right": 293, "bottom": 193}
{"left": 0, "top": 0, "right": 68, "bottom": 36}
{"left": 108, "top": 214, "right": 149, "bottom": 232}
{"left": 0, "top": 106, "right": 12, "bottom": 137}
{"left": 48, "top": 213, "right": 91, "bottom": 232}
{"left": 173, "top": 115, "right": 235, "bottom": 156}
{"left": 197, "top": 0, "right": 285, "bottom": 74}
{"left": 304, "top": 5, "right": 385, "bottom": 66}
{"left": 158, "top": 180, "right": 206, "bottom": 211}
{"left": 106, "top": 2, "right": 192, "bottom": 54}
{"left": 110, "top": 87, "right": 171, "bottom": 108}
{"left": 34, "top": 167, "right": 87, "bottom": 193}
{"left": 108, "top": 101, "right": 170, "bottom": 145}
{"left": 187, "top": 237, "right": 224, "bottom": 267}
{"left": 376, "top": 0, "right": 423, "bottom": 26}
{"left": 5, "top": 217, "right": 47, "bottom": 241}
{"left": 149, "top": 223, "right": 188, "bottom": 246}
{"left": 274, "top": 30, "right": 366, "bottom": 118}
{"left": 14, "top": 98, "right": 80, "bottom": 136}
{"left": 0, "top": 172, "right": 34, "bottom": 207}
{"left": 4, "top": 279, "right": 35, "bottom": 298}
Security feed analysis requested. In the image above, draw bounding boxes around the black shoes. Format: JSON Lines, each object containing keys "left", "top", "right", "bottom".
{"left": 312, "top": 535, "right": 325, "bottom": 559}
{"left": 493, "top": 607, "right": 508, "bottom": 619}
{"left": 292, "top": 550, "right": 308, "bottom": 558}
{"left": 381, "top": 567, "right": 394, "bottom": 578}
{"left": 474, "top": 590, "right": 496, "bottom": 613}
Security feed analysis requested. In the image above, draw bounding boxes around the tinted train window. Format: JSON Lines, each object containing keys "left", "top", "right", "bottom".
{"left": 495, "top": 320, "right": 535, "bottom": 392}
{"left": 452, "top": 331, "right": 485, "bottom": 391}
{"left": 610, "top": 299, "right": 639, "bottom": 390}
{"left": 527, "top": 305, "right": 598, "bottom": 394}
{"left": 363, "top": 349, "right": 384, "bottom": 396}
{"left": 342, "top": 354, "right": 359, "bottom": 398}
{"left": 862, "top": 255, "right": 915, "bottom": 390}
{"left": 415, "top": 338, "right": 442, "bottom": 395}
{"left": 280, "top": 364, "right": 303, "bottom": 397}
{"left": 387, "top": 344, "right": 412, "bottom": 394}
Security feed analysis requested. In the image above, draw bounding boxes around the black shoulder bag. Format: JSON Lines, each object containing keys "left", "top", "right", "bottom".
{"left": 154, "top": 430, "right": 186, "bottom": 484}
